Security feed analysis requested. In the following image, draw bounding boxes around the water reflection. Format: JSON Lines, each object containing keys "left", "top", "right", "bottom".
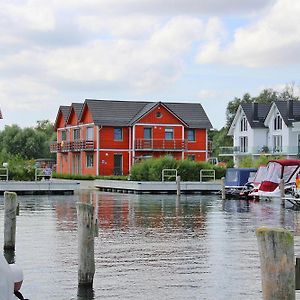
{"left": 77, "top": 286, "right": 94, "bottom": 300}
{"left": 1, "top": 192, "right": 300, "bottom": 299}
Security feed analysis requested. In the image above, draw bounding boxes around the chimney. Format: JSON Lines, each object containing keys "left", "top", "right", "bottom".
{"left": 287, "top": 100, "right": 294, "bottom": 120}
{"left": 253, "top": 102, "right": 259, "bottom": 122}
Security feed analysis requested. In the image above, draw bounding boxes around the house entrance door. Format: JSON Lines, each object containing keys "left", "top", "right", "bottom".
{"left": 72, "top": 154, "right": 81, "bottom": 175}
{"left": 114, "top": 154, "right": 123, "bottom": 175}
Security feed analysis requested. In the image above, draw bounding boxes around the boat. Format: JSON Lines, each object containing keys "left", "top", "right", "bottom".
{"left": 239, "top": 165, "right": 267, "bottom": 199}
{"left": 224, "top": 168, "right": 257, "bottom": 198}
{"left": 249, "top": 159, "right": 300, "bottom": 199}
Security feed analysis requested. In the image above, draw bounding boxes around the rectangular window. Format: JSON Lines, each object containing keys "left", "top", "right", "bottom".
{"left": 240, "top": 117, "right": 248, "bottom": 132}
{"left": 274, "top": 115, "right": 282, "bottom": 130}
{"left": 273, "top": 135, "right": 282, "bottom": 152}
{"left": 187, "top": 129, "right": 196, "bottom": 141}
{"left": 114, "top": 127, "right": 123, "bottom": 141}
{"left": 144, "top": 128, "right": 152, "bottom": 140}
{"left": 240, "top": 136, "right": 248, "bottom": 153}
{"left": 61, "top": 130, "right": 67, "bottom": 141}
{"left": 165, "top": 128, "right": 174, "bottom": 140}
{"left": 86, "top": 153, "right": 94, "bottom": 167}
{"left": 73, "top": 128, "right": 80, "bottom": 140}
{"left": 187, "top": 154, "right": 195, "bottom": 161}
{"left": 86, "top": 127, "right": 93, "bottom": 140}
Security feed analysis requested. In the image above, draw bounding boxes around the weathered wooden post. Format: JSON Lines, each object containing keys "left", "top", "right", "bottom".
{"left": 295, "top": 257, "right": 300, "bottom": 290}
{"left": 280, "top": 178, "right": 285, "bottom": 207}
{"left": 256, "top": 227, "right": 295, "bottom": 300}
{"left": 4, "top": 192, "right": 18, "bottom": 250}
{"left": 76, "top": 203, "right": 95, "bottom": 287}
{"left": 176, "top": 176, "right": 181, "bottom": 196}
{"left": 221, "top": 177, "right": 225, "bottom": 200}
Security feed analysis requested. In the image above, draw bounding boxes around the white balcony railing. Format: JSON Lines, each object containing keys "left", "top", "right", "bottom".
{"left": 219, "top": 146, "right": 300, "bottom": 156}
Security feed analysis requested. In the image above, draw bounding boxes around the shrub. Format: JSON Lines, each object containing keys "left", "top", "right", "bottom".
{"left": 130, "top": 157, "right": 225, "bottom": 181}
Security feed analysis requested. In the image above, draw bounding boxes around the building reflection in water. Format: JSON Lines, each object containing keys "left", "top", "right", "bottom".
{"left": 53, "top": 191, "right": 212, "bottom": 235}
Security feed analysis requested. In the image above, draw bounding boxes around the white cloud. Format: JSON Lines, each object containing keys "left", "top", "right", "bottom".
{"left": 198, "top": 89, "right": 220, "bottom": 99}
{"left": 0, "top": 0, "right": 55, "bottom": 31}
{"left": 78, "top": 15, "right": 160, "bottom": 40}
{"left": 41, "top": 16, "right": 212, "bottom": 92}
{"left": 197, "top": 0, "right": 300, "bottom": 67}
{"left": 0, "top": 77, "right": 61, "bottom": 110}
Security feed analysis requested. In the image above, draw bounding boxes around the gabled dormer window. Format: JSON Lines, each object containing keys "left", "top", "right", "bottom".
{"left": 240, "top": 116, "right": 247, "bottom": 132}
{"left": 274, "top": 114, "right": 282, "bottom": 130}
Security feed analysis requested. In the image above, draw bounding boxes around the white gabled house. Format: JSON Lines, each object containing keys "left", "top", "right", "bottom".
{"left": 221, "top": 100, "right": 300, "bottom": 166}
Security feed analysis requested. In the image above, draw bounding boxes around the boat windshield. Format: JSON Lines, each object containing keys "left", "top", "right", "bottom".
{"left": 283, "top": 165, "right": 299, "bottom": 183}
{"left": 264, "top": 162, "right": 282, "bottom": 183}
{"left": 226, "top": 169, "right": 238, "bottom": 183}
{"left": 264, "top": 162, "right": 300, "bottom": 183}
{"left": 253, "top": 166, "right": 267, "bottom": 184}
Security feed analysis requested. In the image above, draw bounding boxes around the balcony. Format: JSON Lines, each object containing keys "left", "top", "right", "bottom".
{"left": 135, "top": 139, "right": 187, "bottom": 151}
{"left": 219, "top": 146, "right": 300, "bottom": 156}
{"left": 50, "top": 140, "right": 95, "bottom": 153}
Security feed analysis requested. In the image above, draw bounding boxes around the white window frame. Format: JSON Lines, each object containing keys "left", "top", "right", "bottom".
{"left": 240, "top": 116, "right": 248, "bottom": 132}
{"left": 274, "top": 114, "right": 282, "bottom": 131}
{"left": 240, "top": 136, "right": 248, "bottom": 153}
{"left": 165, "top": 128, "right": 174, "bottom": 140}
{"left": 273, "top": 135, "right": 282, "bottom": 152}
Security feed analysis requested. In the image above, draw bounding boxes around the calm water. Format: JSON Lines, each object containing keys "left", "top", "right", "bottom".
{"left": 1, "top": 192, "right": 300, "bottom": 300}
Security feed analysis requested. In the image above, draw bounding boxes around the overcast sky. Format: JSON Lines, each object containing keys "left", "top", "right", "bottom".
{"left": 0, "top": 0, "right": 300, "bottom": 130}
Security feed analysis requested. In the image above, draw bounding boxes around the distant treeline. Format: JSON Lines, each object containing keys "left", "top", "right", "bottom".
{"left": 0, "top": 120, "right": 55, "bottom": 180}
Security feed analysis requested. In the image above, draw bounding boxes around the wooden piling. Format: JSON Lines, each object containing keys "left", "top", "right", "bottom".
{"left": 256, "top": 227, "right": 295, "bottom": 300}
{"left": 295, "top": 257, "right": 300, "bottom": 290}
{"left": 221, "top": 177, "right": 225, "bottom": 200}
{"left": 176, "top": 176, "right": 181, "bottom": 196}
{"left": 76, "top": 203, "right": 95, "bottom": 287}
{"left": 4, "top": 192, "right": 18, "bottom": 250}
{"left": 280, "top": 178, "right": 285, "bottom": 207}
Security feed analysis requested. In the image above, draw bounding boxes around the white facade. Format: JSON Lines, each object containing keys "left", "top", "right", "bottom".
{"left": 225, "top": 103, "right": 300, "bottom": 166}
{"left": 229, "top": 106, "right": 268, "bottom": 165}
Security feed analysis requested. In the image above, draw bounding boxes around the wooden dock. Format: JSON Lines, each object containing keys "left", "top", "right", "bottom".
{"left": 94, "top": 179, "right": 221, "bottom": 194}
{"left": 0, "top": 180, "right": 80, "bottom": 195}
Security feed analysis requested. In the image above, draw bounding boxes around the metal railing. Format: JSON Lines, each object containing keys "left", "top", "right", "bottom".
{"left": 0, "top": 168, "right": 8, "bottom": 181}
{"left": 135, "top": 139, "right": 187, "bottom": 150}
{"left": 162, "top": 169, "right": 177, "bottom": 182}
{"left": 219, "top": 146, "right": 300, "bottom": 156}
{"left": 35, "top": 168, "right": 52, "bottom": 181}
{"left": 200, "top": 169, "right": 215, "bottom": 182}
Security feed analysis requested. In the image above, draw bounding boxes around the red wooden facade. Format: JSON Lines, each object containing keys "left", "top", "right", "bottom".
{"left": 51, "top": 100, "right": 211, "bottom": 176}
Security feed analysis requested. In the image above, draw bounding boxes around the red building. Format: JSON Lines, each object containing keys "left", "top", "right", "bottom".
{"left": 50, "top": 99, "right": 212, "bottom": 176}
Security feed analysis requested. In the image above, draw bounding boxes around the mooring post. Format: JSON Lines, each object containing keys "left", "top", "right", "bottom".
{"left": 76, "top": 202, "right": 95, "bottom": 287}
{"left": 256, "top": 227, "right": 295, "bottom": 300}
{"left": 221, "top": 177, "right": 225, "bottom": 200}
{"left": 280, "top": 178, "right": 285, "bottom": 207}
{"left": 4, "top": 192, "right": 18, "bottom": 251}
{"left": 295, "top": 257, "right": 300, "bottom": 290}
{"left": 176, "top": 176, "right": 181, "bottom": 196}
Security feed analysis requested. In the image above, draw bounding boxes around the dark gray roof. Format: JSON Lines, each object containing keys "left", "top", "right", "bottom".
{"left": 60, "top": 106, "right": 71, "bottom": 122}
{"left": 72, "top": 103, "right": 84, "bottom": 118}
{"left": 83, "top": 99, "right": 212, "bottom": 128}
{"left": 241, "top": 103, "right": 272, "bottom": 128}
{"left": 85, "top": 99, "right": 149, "bottom": 126}
{"left": 275, "top": 100, "right": 300, "bottom": 126}
{"left": 129, "top": 102, "right": 158, "bottom": 125}
{"left": 165, "top": 102, "right": 212, "bottom": 128}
